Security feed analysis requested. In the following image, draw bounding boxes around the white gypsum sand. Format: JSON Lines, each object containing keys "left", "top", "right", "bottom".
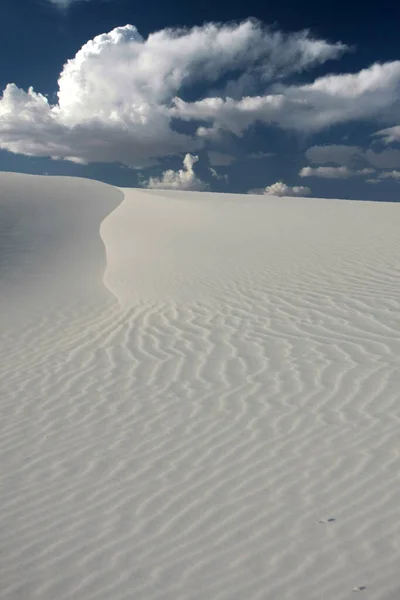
{"left": 1, "top": 172, "right": 400, "bottom": 600}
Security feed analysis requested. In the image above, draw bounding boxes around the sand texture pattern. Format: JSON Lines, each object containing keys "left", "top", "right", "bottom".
{"left": 1, "top": 174, "right": 400, "bottom": 600}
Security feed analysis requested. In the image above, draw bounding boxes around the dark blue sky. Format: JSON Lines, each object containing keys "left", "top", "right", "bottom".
{"left": 1, "top": 0, "right": 400, "bottom": 199}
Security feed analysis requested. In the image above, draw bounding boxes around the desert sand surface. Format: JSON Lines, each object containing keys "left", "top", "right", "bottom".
{"left": 1, "top": 171, "right": 400, "bottom": 600}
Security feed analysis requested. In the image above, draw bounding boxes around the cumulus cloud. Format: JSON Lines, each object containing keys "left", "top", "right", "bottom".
{"left": 146, "top": 154, "right": 207, "bottom": 190}
{"left": 264, "top": 181, "right": 311, "bottom": 196}
{"left": 0, "top": 26, "right": 200, "bottom": 167}
{"left": 2, "top": 20, "right": 400, "bottom": 168}
{"left": 0, "top": 21, "right": 348, "bottom": 167}
{"left": 300, "top": 165, "right": 374, "bottom": 178}
{"left": 306, "top": 144, "right": 400, "bottom": 169}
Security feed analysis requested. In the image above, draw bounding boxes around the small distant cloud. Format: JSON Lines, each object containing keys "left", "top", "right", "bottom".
{"left": 300, "top": 166, "right": 374, "bottom": 179}
{"left": 208, "top": 151, "right": 236, "bottom": 166}
{"left": 378, "top": 170, "right": 400, "bottom": 180}
{"left": 374, "top": 125, "right": 400, "bottom": 144}
{"left": 146, "top": 154, "right": 207, "bottom": 191}
{"left": 306, "top": 145, "right": 400, "bottom": 169}
{"left": 301, "top": 148, "right": 400, "bottom": 184}
{"left": 62, "top": 156, "right": 87, "bottom": 164}
{"left": 366, "top": 170, "right": 400, "bottom": 183}
{"left": 264, "top": 181, "right": 311, "bottom": 197}
{"left": 209, "top": 167, "right": 229, "bottom": 182}
{"left": 46, "top": 0, "right": 88, "bottom": 6}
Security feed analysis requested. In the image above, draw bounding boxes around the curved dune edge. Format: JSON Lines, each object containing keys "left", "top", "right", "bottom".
{"left": 0, "top": 172, "right": 124, "bottom": 316}
{"left": 1, "top": 175, "right": 400, "bottom": 600}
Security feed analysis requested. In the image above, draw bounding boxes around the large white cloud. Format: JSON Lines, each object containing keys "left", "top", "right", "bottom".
{"left": 146, "top": 154, "right": 207, "bottom": 190}
{"left": 0, "top": 21, "right": 348, "bottom": 167}
{"left": 0, "top": 25, "right": 203, "bottom": 167}
{"left": 1, "top": 21, "right": 400, "bottom": 168}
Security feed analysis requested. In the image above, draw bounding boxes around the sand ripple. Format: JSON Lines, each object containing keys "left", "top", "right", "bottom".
{"left": 1, "top": 181, "right": 400, "bottom": 599}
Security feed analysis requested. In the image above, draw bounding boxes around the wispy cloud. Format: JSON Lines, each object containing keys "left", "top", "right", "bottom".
{"left": 300, "top": 166, "right": 374, "bottom": 179}
{"left": 377, "top": 170, "right": 400, "bottom": 180}
{"left": 46, "top": 0, "right": 89, "bottom": 7}
{"left": 209, "top": 167, "right": 229, "bottom": 183}
{"left": 173, "top": 61, "right": 400, "bottom": 136}
{"left": 366, "top": 170, "right": 400, "bottom": 184}
{"left": 374, "top": 125, "right": 400, "bottom": 144}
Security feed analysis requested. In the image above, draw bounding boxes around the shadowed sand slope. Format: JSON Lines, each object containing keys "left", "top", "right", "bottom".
{"left": 1, "top": 178, "right": 400, "bottom": 600}
{"left": 0, "top": 172, "right": 123, "bottom": 312}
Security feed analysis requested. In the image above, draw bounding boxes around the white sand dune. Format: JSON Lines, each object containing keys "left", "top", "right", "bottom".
{"left": 1, "top": 172, "right": 400, "bottom": 600}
